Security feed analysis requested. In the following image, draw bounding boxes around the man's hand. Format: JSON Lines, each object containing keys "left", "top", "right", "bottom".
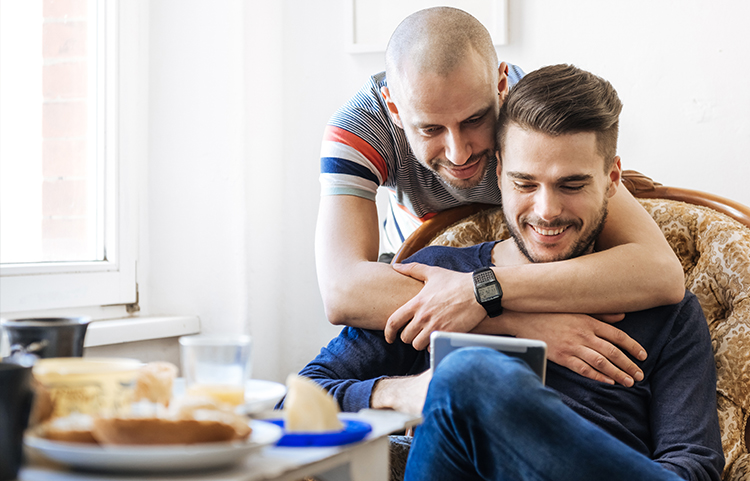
{"left": 591, "top": 313, "right": 626, "bottom": 323}
{"left": 370, "top": 370, "right": 432, "bottom": 415}
{"left": 503, "top": 312, "right": 647, "bottom": 387}
{"left": 385, "top": 263, "right": 486, "bottom": 350}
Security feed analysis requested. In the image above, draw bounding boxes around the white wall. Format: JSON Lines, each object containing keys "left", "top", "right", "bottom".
{"left": 141, "top": 1, "right": 251, "bottom": 361}
{"left": 141, "top": 0, "right": 750, "bottom": 383}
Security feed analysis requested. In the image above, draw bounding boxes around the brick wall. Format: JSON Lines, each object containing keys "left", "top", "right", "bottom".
{"left": 41, "top": 0, "right": 91, "bottom": 261}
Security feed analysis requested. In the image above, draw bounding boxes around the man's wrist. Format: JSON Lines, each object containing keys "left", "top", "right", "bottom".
{"left": 471, "top": 310, "right": 518, "bottom": 336}
{"left": 472, "top": 267, "right": 504, "bottom": 317}
{"left": 370, "top": 377, "right": 398, "bottom": 410}
{"left": 370, "top": 375, "right": 422, "bottom": 413}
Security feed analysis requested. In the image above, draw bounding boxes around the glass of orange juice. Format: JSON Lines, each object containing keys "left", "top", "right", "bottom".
{"left": 178, "top": 334, "right": 252, "bottom": 407}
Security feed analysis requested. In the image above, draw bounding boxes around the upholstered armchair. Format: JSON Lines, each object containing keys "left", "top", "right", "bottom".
{"left": 390, "top": 171, "right": 750, "bottom": 481}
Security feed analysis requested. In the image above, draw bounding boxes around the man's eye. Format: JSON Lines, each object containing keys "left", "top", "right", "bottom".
{"left": 562, "top": 185, "right": 585, "bottom": 192}
{"left": 421, "top": 126, "right": 442, "bottom": 135}
{"left": 514, "top": 183, "right": 535, "bottom": 191}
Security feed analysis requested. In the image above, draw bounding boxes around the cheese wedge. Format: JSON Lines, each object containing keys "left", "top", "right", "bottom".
{"left": 283, "top": 375, "right": 344, "bottom": 433}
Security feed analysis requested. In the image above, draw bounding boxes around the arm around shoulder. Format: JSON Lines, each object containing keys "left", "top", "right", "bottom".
{"left": 595, "top": 186, "right": 685, "bottom": 306}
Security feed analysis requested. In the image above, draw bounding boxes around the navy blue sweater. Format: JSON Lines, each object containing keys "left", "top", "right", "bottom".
{"left": 298, "top": 242, "right": 724, "bottom": 481}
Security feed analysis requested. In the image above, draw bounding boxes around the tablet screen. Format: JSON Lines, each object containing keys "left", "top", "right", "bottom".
{"left": 430, "top": 331, "right": 547, "bottom": 384}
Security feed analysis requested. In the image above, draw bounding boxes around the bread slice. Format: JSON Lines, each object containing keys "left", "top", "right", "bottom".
{"left": 92, "top": 417, "right": 243, "bottom": 445}
{"left": 39, "top": 413, "right": 97, "bottom": 444}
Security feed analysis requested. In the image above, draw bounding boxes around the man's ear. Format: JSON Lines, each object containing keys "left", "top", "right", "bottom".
{"left": 607, "top": 156, "right": 622, "bottom": 198}
{"left": 498, "top": 62, "right": 510, "bottom": 104}
{"left": 495, "top": 151, "right": 504, "bottom": 189}
{"left": 380, "top": 86, "right": 404, "bottom": 129}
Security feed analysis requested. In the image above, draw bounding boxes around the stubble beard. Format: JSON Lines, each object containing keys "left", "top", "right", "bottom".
{"left": 505, "top": 198, "right": 609, "bottom": 264}
{"left": 426, "top": 150, "right": 494, "bottom": 190}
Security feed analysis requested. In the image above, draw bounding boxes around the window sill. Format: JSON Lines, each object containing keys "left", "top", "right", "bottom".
{"left": 84, "top": 316, "right": 201, "bottom": 347}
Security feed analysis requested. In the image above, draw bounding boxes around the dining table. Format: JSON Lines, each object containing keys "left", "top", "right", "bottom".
{"left": 19, "top": 409, "right": 420, "bottom": 481}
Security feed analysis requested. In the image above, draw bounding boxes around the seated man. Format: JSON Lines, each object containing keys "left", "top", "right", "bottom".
{"left": 296, "top": 65, "right": 724, "bottom": 480}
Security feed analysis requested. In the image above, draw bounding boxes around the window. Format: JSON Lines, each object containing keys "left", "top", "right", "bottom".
{"left": 0, "top": 0, "right": 138, "bottom": 314}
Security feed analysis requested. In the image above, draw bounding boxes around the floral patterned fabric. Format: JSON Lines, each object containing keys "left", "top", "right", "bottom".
{"left": 425, "top": 199, "right": 750, "bottom": 481}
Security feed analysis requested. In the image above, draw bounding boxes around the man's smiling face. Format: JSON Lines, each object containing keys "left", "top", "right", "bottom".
{"left": 383, "top": 51, "right": 502, "bottom": 190}
{"left": 498, "top": 123, "right": 620, "bottom": 263}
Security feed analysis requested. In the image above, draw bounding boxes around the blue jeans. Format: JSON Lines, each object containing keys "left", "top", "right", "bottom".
{"left": 404, "top": 347, "right": 685, "bottom": 481}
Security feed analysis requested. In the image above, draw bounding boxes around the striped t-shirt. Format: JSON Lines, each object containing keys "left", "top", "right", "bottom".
{"left": 320, "top": 64, "right": 524, "bottom": 253}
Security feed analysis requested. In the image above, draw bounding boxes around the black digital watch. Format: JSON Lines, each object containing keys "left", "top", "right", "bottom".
{"left": 472, "top": 267, "right": 503, "bottom": 317}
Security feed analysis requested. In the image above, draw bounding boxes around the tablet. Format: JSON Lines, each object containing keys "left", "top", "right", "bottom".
{"left": 430, "top": 331, "right": 548, "bottom": 384}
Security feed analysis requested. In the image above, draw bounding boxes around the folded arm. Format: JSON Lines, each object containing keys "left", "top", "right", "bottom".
{"left": 387, "top": 187, "right": 684, "bottom": 341}
{"left": 319, "top": 188, "right": 683, "bottom": 332}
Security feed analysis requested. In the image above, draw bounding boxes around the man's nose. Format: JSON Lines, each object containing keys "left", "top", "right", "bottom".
{"left": 444, "top": 130, "right": 471, "bottom": 165}
{"left": 534, "top": 188, "right": 563, "bottom": 220}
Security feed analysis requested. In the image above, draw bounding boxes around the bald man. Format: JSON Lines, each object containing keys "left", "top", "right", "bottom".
{"left": 315, "top": 7, "right": 684, "bottom": 386}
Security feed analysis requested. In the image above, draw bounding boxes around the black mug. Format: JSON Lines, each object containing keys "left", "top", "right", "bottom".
{"left": 2, "top": 317, "right": 90, "bottom": 359}
{"left": 0, "top": 362, "right": 34, "bottom": 481}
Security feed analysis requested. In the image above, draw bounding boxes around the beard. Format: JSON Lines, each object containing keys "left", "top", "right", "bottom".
{"left": 506, "top": 197, "right": 609, "bottom": 264}
{"left": 424, "top": 150, "right": 493, "bottom": 190}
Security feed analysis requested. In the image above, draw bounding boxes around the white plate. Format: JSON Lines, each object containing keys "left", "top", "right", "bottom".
{"left": 242, "top": 379, "right": 287, "bottom": 414}
{"left": 24, "top": 420, "right": 282, "bottom": 472}
{"left": 172, "top": 378, "right": 287, "bottom": 414}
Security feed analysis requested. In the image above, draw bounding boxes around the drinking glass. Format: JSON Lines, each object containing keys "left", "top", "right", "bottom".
{"left": 179, "top": 334, "right": 252, "bottom": 406}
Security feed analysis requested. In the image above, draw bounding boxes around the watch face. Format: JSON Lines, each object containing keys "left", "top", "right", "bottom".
{"left": 478, "top": 284, "right": 501, "bottom": 301}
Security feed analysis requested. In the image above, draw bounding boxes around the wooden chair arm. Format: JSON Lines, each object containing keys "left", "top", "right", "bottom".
{"left": 622, "top": 170, "right": 750, "bottom": 229}
{"left": 392, "top": 203, "right": 496, "bottom": 264}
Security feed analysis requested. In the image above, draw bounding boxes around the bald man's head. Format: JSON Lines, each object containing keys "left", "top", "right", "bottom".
{"left": 385, "top": 7, "right": 498, "bottom": 99}
{"left": 380, "top": 8, "right": 506, "bottom": 190}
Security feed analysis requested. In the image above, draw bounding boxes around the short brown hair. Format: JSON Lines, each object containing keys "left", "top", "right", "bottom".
{"left": 497, "top": 64, "right": 622, "bottom": 170}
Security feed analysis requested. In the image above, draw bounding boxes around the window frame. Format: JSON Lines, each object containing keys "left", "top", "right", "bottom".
{"left": 0, "top": 0, "right": 141, "bottom": 315}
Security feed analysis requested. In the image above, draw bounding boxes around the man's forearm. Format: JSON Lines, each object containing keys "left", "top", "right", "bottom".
{"left": 496, "top": 243, "right": 684, "bottom": 314}
{"left": 470, "top": 312, "right": 513, "bottom": 335}
{"left": 316, "top": 195, "right": 424, "bottom": 329}
{"left": 320, "top": 261, "right": 422, "bottom": 328}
